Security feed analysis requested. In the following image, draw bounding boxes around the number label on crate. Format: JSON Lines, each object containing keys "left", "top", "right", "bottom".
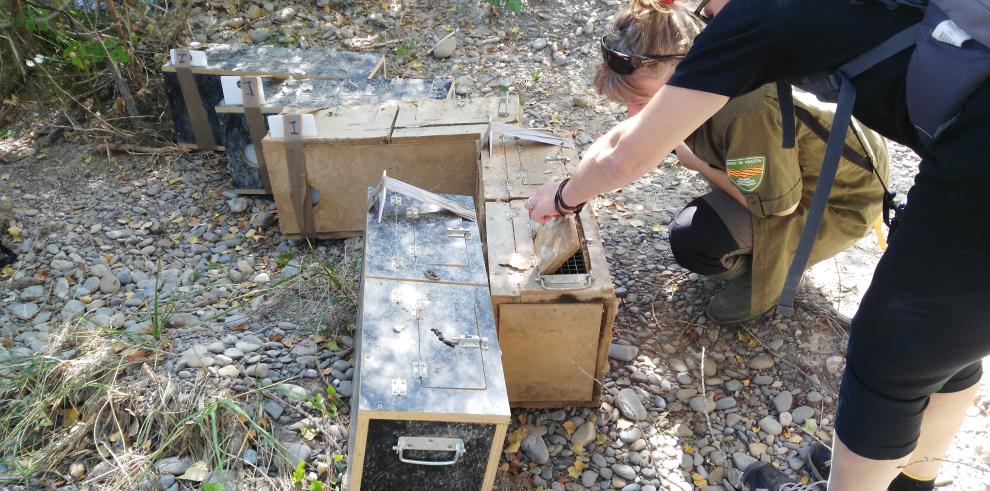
{"left": 169, "top": 49, "right": 208, "bottom": 67}
{"left": 267, "top": 114, "right": 317, "bottom": 138}
{"left": 220, "top": 76, "right": 266, "bottom": 106}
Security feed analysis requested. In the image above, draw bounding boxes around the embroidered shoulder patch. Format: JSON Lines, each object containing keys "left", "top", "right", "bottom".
{"left": 726, "top": 156, "right": 766, "bottom": 192}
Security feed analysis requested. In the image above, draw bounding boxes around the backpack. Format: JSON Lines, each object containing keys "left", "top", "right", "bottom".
{"left": 774, "top": 0, "right": 990, "bottom": 315}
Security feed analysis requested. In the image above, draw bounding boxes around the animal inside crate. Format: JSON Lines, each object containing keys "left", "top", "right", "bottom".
{"left": 347, "top": 187, "right": 509, "bottom": 491}
{"left": 485, "top": 200, "right": 617, "bottom": 407}
{"left": 262, "top": 96, "right": 521, "bottom": 238}
{"left": 216, "top": 78, "right": 454, "bottom": 193}
{"left": 162, "top": 44, "right": 384, "bottom": 150}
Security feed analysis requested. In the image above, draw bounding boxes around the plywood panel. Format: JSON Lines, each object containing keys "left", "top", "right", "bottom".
{"left": 533, "top": 216, "right": 581, "bottom": 275}
{"left": 499, "top": 303, "right": 603, "bottom": 403}
{"left": 265, "top": 139, "right": 479, "bottom": 236}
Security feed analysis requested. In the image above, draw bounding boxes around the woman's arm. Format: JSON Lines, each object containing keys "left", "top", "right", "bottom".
{"left": 674, "top": 142, "right": 748, "bottom": 208}
{"left": 527, "top": 85, "right": 729, "bottom": 223}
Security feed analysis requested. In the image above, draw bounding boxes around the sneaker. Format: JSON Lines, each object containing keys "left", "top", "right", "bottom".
{"left": 705, "top": 269, "right": 772, "bottom": 325}
{"left": 741, "top": 462, "right": 826, "bottom": 491}
{"left": 806, "top": 442, "right": 831, "bottom": 482}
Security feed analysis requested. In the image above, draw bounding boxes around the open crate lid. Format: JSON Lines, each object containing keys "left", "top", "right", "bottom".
{"left": 482, "top": 138, "right": 580, "bottom": 202}
{"left": 364, "top": 174, "right": 487, "bottom": 286}
{"left": 162, "top": 44, "right": 384, "bottom": 79}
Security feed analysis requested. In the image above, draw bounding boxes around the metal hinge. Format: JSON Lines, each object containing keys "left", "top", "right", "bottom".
{"left": 391, "top": 378, "right": 407, "bottom": 396}
{"left": 412, "top": 362, "right": 427, "bottom": 378}
{"left": 455, "top": 335, "right": 489, "bottom": 350}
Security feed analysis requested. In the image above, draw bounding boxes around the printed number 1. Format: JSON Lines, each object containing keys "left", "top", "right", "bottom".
{"left": 177, "top": 53, "right": 187, "bottom": 63}
{"left": 289, "top": 120, "right": 299, "bottom": 135}
{"left": 244, "top": 80, "right": 255, "bottom": 96}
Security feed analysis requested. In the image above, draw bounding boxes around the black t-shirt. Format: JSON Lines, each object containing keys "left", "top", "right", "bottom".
{"left": 667, "top": 0, "right": 923, "bottom": 148}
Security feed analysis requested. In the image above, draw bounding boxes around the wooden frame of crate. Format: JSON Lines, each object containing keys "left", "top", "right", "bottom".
{"left": 479, "top": 135, "right": 617, "bottom": 408}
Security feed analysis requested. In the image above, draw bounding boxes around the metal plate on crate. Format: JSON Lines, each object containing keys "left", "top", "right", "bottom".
{"left": 358, "top": 278, "right": 507, "bottom": 415}
{"left": 364, "top": 191, "right": 487, "bottom": 285}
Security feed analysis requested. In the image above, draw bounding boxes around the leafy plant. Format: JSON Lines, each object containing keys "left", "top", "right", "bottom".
{"left": 202, "top": 483, "right": 225, "bottom": 491}
{"left": 276, "top": 251, "right": 296, "bottom": 268}
{"left": 309, "top": 385, "right": 341, "bottom": 419}
{"left": 485, "top": 0, "right": 524, "bottom": 14}
{"left": 292, "top": 460, "right": 306, "bottom": 485}
{"left": 394, "top": 41, "right": 417, "bottom": 61}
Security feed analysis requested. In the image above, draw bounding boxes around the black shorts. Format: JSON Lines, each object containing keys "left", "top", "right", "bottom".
{"left": 835, "top": 83, "right": 990, "bottom": 460}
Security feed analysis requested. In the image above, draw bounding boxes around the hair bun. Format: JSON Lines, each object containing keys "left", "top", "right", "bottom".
{"left": 633, "top": 0, "right": 676, "bottom": 12}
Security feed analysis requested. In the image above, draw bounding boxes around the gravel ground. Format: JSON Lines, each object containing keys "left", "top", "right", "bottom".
{"left": 0, "top": 1, "right": 987, "bottom": 490}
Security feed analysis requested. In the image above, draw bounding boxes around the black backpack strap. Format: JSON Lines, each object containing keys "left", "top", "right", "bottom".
{"left": 776, "top": 82, "right": 797, "bottom": 149}
{"left": 776, "top": 23, "right": 920, "bottom": 315}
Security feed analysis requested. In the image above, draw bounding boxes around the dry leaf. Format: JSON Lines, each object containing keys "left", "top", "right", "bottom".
{"left": 282, "top": 338, "right": 294, "bottom": 348}
{"left": 567, "top": 459, "right": 587, "bottom": 478}
{"left": 301, "top": 427, "right": 317, "bottom": 441}
{"left": 569, "top": 443, "right": 584, "bottom": 456}
{"left": 615, "top": 418, "right": 633, "bottom": 430}
{"left": 7, "top": 225, "right": 21, "bottom": 241}
{"left": 1, "top": 265, "right": 14, "bottom": 277}
{"left": 178, "top": 461, "right": 209, "bottom": 482}
{"left": 561, "top": 420, "right": 577, "bottom": 436}
{"left": 503, "top": 427, "right": 528, "bottom": 454}
{"left": 62, "top": 407, "right": 80, "bottom": 427}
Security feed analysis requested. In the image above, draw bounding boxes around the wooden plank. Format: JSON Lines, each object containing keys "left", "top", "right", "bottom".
{"left": 499, "top": 303, "right": 603, "bottom": 403}
{"left": 162, "top": 44, "right": 384, "bottom": 79}
{"left": 346, "top": 412, "right": 371, "bottom": 490}
{"left": 482, "top": 424, "right": 509, "bottom": 491}
{"left": 484, "top": 202, "right": 527, "bottom": 301}
{"left": 480, "top": 138, "right": 510, "bottom": 202}
{"left": 394, "top": 97, "right": 520, "bottom": 128}
{"left": 533, "top": 215, "right": 581, "bottom": 275}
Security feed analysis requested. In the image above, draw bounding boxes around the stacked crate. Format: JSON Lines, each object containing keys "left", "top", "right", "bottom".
{"left": 480, "top": 137, "right": 618, "bottom": 408}
{"left": 262, "top": 96, "right": 521, "bottom": 238}
{"left": 162, "top": 43, "right": 384, "bottom": 150}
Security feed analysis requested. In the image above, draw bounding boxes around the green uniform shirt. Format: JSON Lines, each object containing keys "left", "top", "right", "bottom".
{"left": 685, "top": 84, "right": 890, "bottom": 315}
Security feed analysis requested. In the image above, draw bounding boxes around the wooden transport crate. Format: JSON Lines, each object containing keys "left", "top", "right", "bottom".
{"left": 263, "top": 96, "right": 521, "bottom": 238}
{"left": 484, "top": 200, "right": 617, "bottom": 407}
{"left": 347, "top": 188, "right": 509, "bottom": 491}
{"left": 162, "top": 44, "right": 384, "bottom": 150}
{"left": 216, "top": 78, "right": 453, "bottom": 193}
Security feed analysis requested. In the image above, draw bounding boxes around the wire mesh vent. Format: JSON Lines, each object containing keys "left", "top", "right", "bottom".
{"left": 551, "top": 249, "right": 588, "bottom": 275}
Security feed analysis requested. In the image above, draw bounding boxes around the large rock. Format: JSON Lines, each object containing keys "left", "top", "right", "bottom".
{"left": 432, "top": 34, "right": 457, "bottom": 59}
{"left": 773, "top": 390, "right": 793, "bottom": 414}
{"left": 520, "top": 434, "right": 549, "bottom": 465}
{"left": 749, "top": 355, "right": 774, "bottom": 370}
{"left": 616, "top": 389, "right": 648, "bottom": 421}
{"left": 608, "top": 343, "right": 638, "bottom": 362}
{"left": 10, "top": 303, "right": 39, "bottom": 320}
{"left": 758, "top": 415, "right": 783, "bottom": 435}
{"left": 571, "top": 421, "right": 597, "bottom": 448}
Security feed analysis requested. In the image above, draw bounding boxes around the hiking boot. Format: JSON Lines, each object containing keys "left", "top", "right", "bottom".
{"left": 806, "top": 442, "right": 831, "bottom": 482}
{"left": 741, "top": 462, "right": 826, "bottom": 491}
{"left": 705, "top": 269, "right": 766, "bottom": 325}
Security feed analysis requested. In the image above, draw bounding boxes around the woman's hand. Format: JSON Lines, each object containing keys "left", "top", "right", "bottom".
{"left": 675, "top": 142, "right": 710, "bottom": 173}
{"left": 525, "top": 181, "right": 561, "bottom": 224}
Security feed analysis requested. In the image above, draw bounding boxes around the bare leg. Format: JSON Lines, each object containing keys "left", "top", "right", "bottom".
{"left": 827, "top": 435, "right": 905, "bottom": 491}
{"left": 828, "top": 379, "right": 981, "bottom": 490}
{"left": 900, "top": 381, "right": 981, "bottom": 479}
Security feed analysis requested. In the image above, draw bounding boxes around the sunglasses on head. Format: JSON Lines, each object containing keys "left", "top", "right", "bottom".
{"left": 600, "top": 35, "right": 685, "bottom": 75}
{"left": 694, "top": 0, "right": 712, "bottom": 21}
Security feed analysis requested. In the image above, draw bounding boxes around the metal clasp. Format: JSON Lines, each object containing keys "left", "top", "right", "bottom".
{"left": 455, "top": 335, "right": 489, "bottom": 350}
{"left": 446, "top": 227, "right": 471, "bottom": 238}
{"left": 391, "top": 378, "right": 407, "bottom": 396}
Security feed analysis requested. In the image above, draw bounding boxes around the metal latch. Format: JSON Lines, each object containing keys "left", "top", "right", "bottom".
{"left": 546, "top": 154, "right": 571, "bottom": 163}
{"left": 455, "top": 335, "right": 489, "bottom": 350}
{"left": 446, "top": 227, "right": 471, "bottom": 239}
{"left": 412, "top": 362, "right": 427, "bottom": 378}
{"left": 406, "top": 207, "right": 420, "bottom": 219}
{"left": 391, "top": 378, "right": 407, "bottom": 396}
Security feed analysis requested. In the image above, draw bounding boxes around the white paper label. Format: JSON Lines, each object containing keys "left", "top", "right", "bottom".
{"left": 933, "top": 20, "right": 972, "bottom": 48}
{"left": 267, "top": 114, "right": 317, "bottom": 138}
{"left": 169, "top": 49, "right": 208, "bottom": 67}
{"left": 220, "top": 76, "right": 265, "bottom": 106}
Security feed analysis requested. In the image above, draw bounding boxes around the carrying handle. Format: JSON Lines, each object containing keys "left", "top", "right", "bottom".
{"left": 393, "top": 436, "right": 465, "bottom": 466}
